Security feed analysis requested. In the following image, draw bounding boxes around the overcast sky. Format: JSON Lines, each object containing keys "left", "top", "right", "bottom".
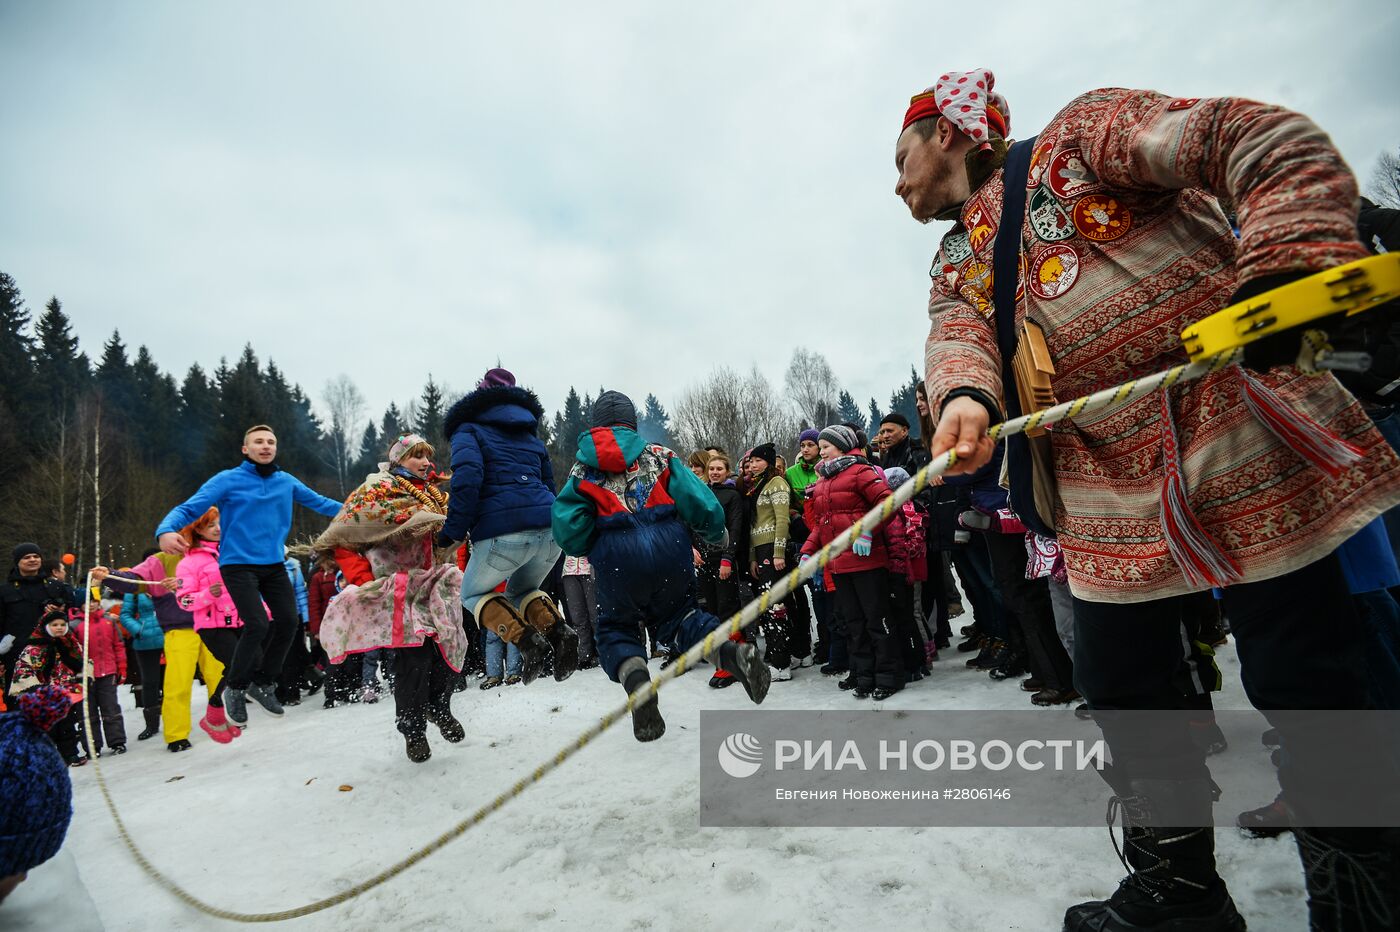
{"left": 3, "top": 1, "right": 1397, "bottom": 433}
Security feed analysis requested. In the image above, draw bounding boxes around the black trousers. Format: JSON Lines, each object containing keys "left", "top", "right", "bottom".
{"left": 950, "top": 538, "right": 1003, "bottom": 639}
{"left": 983, "top": 531, "right": 1072, "bottom": 691}
{"left": 1073, "top": 553, "right": 1397, "bottom": 817}
{"left": 394, "top": 643, "right": 454, "bottom": 737}
{"left": 561, "top": 574, "right": 598, "bottom": 661}
{"left": 327, "top": 654, "right": 364, "bottom": 703}
{"left": 696, "top": 561, "right": 741, "bottom": 620}
{"left": 85, "top": 674, "right": 127, "bottom": 750}
{"left": 53, "top": 703, "right": 86, "bottom": 761}
{"left": 134, "top": 648, "right": 164, "bottom": 712}
{"left": 277, "top": 626, "right": 312, "bottom": 699}
{"left": 890, "top": 578, "right": 926, "bottom": 674}
{"left": 221, "top": 563, "right": 299, "bottom": 690}
{"left": 754, "top": 544, "right": 796, "bottom": 669}
{"left": 198, "top": 628, "right": 240, "bottom": 708}
{"left": 788, "top": 579, "right": 813, "bottom": 660}
{"left": 833, "top": 568, "right": 899, "bottom": 689}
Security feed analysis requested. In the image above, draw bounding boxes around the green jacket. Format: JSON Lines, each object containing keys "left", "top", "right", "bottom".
{"left": 552, "top": 427, "right": 726, "bottom": 557}
{"left": 785, "top": 460, "right": 819, "bottom": 497}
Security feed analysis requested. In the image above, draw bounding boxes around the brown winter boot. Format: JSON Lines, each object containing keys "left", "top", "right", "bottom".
{"left": 519, "top": 591, "right": 580, "bottom": 682}
{"left": 477, "top": 594, "right": 550, "bottom": 685}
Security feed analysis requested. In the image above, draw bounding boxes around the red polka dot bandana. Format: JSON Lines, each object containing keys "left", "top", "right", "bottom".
{"left": 902, "top": 68, "right": 1010, "bottom": 152}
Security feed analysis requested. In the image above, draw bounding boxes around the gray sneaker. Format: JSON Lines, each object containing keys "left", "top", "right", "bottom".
{"left": 246, "top": 682, "right": 285, "bottom": 716}
{"left": 224, "top": 688, "right": 249, "bottom": 726}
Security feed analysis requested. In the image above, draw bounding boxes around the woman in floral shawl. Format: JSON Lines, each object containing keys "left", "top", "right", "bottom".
{"left": 316, "top": 434, "right": 468, "bottom": 763}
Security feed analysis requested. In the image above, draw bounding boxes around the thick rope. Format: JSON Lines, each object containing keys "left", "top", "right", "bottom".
{"left": 76, "top": 346, "right": 1260, "bottom": 922}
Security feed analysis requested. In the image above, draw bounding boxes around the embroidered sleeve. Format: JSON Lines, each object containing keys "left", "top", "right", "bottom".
{"left": 1068, "top": 88, "right": 1367, "bottom": 284}
{"left": 925, "top": 270, "right": 1003, "bottom": 419}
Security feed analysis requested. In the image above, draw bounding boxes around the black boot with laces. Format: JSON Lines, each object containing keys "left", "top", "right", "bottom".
{"left": 1064, "top": 778, "right": 1245, "bottom": 932}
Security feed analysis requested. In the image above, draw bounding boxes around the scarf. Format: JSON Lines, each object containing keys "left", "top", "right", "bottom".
{"left": 816, "top": 455, "right": 868, "bottom": 479}
{"left": 313, "top": 468, "right": 448, "bottom": 554}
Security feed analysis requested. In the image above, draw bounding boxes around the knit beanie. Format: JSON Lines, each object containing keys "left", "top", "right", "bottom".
{"left": 476, "top": 368, "right": 516, "bottom": 390}
{"left": 0, "top": 685, "right": 74, "bottom": 877}
{"left": 11, "top": 543, "right": 41, "bottom": 564}
{"left": 750, "top": 442, "right": 777, "bottom": 467}
{"left": 819, "top": 425, "right": 859, "bottom": 453}
{"left": 388, "top": 432, "right": 429, "bottom": 465}
{"left": 590, "top": 390, "right": 637, "bottom": 430}
{"left": 883, "top": 466, "right": 911, "bottom": 489}
{"left": 880, "top": 412, "right": 910, "bottom": 430}
{"left": 798, "top": 428, "right": 820, "bottom": 445}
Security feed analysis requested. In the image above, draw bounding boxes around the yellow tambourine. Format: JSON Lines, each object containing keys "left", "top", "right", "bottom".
{"left": 1180, "top": 253, "right": 1400, "bottom": 361}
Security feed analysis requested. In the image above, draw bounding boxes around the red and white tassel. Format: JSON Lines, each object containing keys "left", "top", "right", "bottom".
{"left": 1158, "top": 390, "right": 1242, "bottom": 589}
{"left": 1237, "top": 368, "right": 1363, "bottom": 479}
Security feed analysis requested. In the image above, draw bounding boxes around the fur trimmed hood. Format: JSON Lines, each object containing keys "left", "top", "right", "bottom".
{"left": 443, "top": 385, "right": 545, "bottom": 438}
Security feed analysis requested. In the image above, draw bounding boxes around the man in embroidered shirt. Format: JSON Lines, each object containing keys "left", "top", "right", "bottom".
{"left": 895, "top": 68, "right": 1400, "bottom": 931}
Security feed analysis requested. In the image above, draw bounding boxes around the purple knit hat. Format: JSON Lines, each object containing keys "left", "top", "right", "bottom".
{"left": 798, "top": 428, "right": 820, "bottom": 445}
{"left": 476, "top": 368, "right": 516, "bottom": 390}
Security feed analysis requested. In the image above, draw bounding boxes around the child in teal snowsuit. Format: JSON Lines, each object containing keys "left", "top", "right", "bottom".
{"left": 552, "top": 391, "right": 770, "bottom": 741}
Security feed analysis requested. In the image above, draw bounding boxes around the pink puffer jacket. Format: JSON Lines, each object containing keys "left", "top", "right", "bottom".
{"left": 175, "top": 543, "right": 244, "bottom": 631}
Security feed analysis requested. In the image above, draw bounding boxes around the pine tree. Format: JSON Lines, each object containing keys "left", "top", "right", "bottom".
{"left": 177, "top": 364, "right": 220, "bottom": 491}
{"left": 637, "top": 394, "right": 676, "bottom": 448}
{"left": 32, "top": 297, "right": 89, "bottom": 425}
{"left": 888, "top": 367, "right": 923, "bottom": 438}
{"left": 209, "top": 345, "right": 269, "bottom": 471}
{"left": 867, "top": 398, "right": 882, "bottom": 433}
{"left": 355, "top": 421, "right": 382, "bottom": 477}
{"left": 380, "top": 403, "right": 406, "bottom": 443}
{"left": 0, "top": 272, "right": 34, "bottom": 427}
{"left": 835, "top": 390, "right": 865, "bottom": 432}
{"left": 95, "top": 330, "right": 136, "bottom": 418}
{"left": 417, "top": 375, "right": 446, "bottom": 442}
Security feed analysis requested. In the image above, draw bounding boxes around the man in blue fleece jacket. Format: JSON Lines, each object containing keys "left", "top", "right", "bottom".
{"left": 552, "top": 391, "right": 770, "bottom": 742}
{"left": 156, "top": 425, "right": 341, "bottom": 725}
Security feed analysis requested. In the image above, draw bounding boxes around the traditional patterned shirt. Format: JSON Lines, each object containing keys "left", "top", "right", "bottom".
{"left": 924, "top": 88, "right": 1400, "bottom": 602}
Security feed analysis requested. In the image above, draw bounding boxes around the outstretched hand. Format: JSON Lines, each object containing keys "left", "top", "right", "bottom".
{"left": 930, "top": 396, "right": 995, "bottom": 475}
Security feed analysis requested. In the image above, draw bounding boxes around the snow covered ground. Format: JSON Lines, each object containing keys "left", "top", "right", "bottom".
{"left": 53, "top": 644, "right": 1308, "bottom": 932}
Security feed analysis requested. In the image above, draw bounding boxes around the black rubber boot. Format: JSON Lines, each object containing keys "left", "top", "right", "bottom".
{"left": 426, "top": 710, "right": 465, "bottom": 743}
{"left": 479, "top": 595, "right": 550, "bottom": 685}
{"left": 967, "top": 638, "right": 1005, "bottom": 669}
{"left": 1237, "top": 794, "right": 1291, "bottom": 838}
{"left": 137, "top": 707, "right": 160, "bottom": 741}
{"left": 1064, "top": 778, "right": 1245, "bottom": 932}
{"left": 716, "top": 640, "right": 771, "bottom": 705}
{"left": 620, "top": 658, "right": 665, "bottom": 742}
{"left": 1294, "top": 826, "right": 1399, "bottom": 931}
{"left": 521, "top": 592, "right": 581, "bottom": 682}
{"left": 988, "top": 653, "right": 1030, "bottom": 680}
{"left": 404, "top": 733, "right": 432, "bottom": 763}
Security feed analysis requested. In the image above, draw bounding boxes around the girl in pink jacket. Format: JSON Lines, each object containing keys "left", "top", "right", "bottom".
{"left": 174, "top": 507, "right": 243, "bottom": 744}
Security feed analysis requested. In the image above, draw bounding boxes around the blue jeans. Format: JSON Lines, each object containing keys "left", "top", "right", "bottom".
{"left": 459, "top": 528, "right": 561, "bottom": 616}
{"left": 484, "top": 630, "right": 522, "bottom": 678}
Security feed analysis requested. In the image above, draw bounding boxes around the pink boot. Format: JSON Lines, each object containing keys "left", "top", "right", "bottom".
{"left": 200, "top": 706, "right": 236, "bottom": 745}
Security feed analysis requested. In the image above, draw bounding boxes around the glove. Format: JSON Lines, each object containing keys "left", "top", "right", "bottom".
{"left": 799, "top": 553, "right": 812, "bottom": 568}
{"left": 435, "top": 532, "right": 456, "bottom": 550}
{"left": 1235, "top": 272, "right": 1315, "bottom": 373}
{"left": 0, "top": 633, "right": 13, "bottom": 654}
{"left": 852, "top": 534, "right": 873, "bottom": 558}
{"left": 959, "top": 509, "right": 991, "bottom": 531}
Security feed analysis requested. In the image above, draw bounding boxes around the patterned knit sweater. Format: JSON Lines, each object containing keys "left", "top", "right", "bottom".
{"left": 924, "top": 87, "right": 1400, "bottom": 603}
{"left": 748, "top": 475, "right": 791, "bottom": 564}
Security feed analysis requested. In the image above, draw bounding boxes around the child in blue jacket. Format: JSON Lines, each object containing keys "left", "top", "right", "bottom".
{"left": 552, "top": 391, "right": 770, "bottom": 741}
